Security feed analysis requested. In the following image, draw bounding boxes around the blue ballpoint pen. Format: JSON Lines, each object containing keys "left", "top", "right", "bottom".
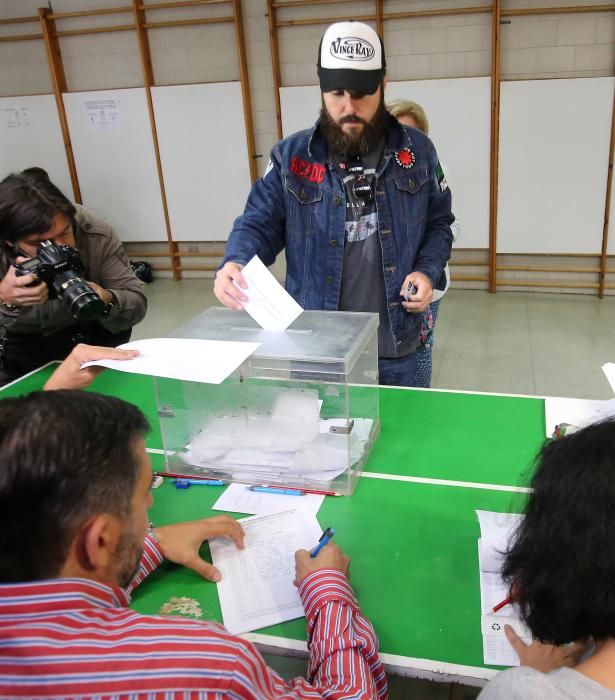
{"left": 248, "top": 485, "right": 306, "bottom": 496}
{"left": 311, "top": 527, "right": 335, "bottom": 558}
{"left": 174, "top": 478, "right": 225, "bottom": 489}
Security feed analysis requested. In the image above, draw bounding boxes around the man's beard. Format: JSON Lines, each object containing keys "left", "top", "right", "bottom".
{"left": 116, "top": 526, "right": 144, "bottom": 589}
{"left": 320, "top": 92, "right": 388, "bottom": 159}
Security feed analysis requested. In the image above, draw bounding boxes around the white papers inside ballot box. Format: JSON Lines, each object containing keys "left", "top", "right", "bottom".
{"left": 179, "top": 385, "right": 374, "bottom": 484}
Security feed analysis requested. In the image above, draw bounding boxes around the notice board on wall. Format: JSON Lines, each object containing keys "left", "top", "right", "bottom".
{"left": 63, "top": 88, "right": 167, "bottom": 242}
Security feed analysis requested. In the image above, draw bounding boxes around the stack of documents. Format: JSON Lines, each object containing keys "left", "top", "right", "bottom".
{"left": 209, "top": 509, "right": 323, "bottom": 634}
{"left": 476, "top": 510, "right": 532, "bottom": 666}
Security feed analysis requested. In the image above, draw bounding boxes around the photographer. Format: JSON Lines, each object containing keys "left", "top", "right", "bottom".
{"left": 0, "top": 170, "right": 147, "bottom": 384}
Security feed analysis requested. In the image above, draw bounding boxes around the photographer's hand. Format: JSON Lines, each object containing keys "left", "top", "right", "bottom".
{"left": 0, "top": 258, "right": 49, "bottom": 308}
{"left": 86, "top": 281, "right": 113, "bottom": 306}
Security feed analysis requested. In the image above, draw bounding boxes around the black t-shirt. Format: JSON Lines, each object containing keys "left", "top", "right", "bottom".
{"left": 334, "top": 143, "right": 401, "bottom": 357}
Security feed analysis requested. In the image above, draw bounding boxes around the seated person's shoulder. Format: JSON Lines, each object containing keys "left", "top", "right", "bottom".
{"left": 480, "top": 666, "right": 609, "bottom": 699}
{"left": 480, "top": 666, "right": 561, "bottom": 699}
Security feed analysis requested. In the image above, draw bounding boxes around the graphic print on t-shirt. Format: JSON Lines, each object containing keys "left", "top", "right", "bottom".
{"left": 339, "top": 164, "right": 378, "bottom": 243}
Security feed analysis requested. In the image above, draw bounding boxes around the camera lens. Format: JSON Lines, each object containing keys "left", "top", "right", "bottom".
{"left": 53, "top": 276, "right": 105, "bottom": 321}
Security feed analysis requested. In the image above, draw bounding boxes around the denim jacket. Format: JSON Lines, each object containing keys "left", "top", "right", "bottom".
{"left": 224, "top": 114, "right": 454, "bottom": 354}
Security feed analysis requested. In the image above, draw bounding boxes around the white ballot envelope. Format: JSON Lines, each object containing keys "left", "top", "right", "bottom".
{"left": 234, "top": 255, "right": 303, "bottom": 331}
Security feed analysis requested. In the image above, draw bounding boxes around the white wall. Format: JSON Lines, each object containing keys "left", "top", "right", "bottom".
{"left": 0, "top": 0, "right": 613, "bottom": 178}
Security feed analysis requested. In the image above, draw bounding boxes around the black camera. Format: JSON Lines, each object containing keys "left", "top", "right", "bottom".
{"left": 14, "top": 240, "right": 105, "bottom": 322}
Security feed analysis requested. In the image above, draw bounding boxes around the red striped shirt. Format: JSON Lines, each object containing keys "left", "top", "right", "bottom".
{"left": 0, "top": 535, "right": 387, "bottom": 699}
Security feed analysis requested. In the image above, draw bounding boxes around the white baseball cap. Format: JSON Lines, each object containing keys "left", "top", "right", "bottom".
{"left": 317, "top": 21, "right": 386, "bottom": 95}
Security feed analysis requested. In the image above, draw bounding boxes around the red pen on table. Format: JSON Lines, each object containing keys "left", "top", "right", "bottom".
{"left": 492, "top": 595, "right": 512, "bottom": 613}
{"left": 259, "top": 484, "right": 341, "bottom": 497}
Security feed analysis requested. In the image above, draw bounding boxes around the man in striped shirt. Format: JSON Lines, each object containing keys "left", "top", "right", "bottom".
{"left": 0, "top": 390, "right": 387, "bottom": 699}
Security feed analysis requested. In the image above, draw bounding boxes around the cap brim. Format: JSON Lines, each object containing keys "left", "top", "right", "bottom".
{"left": 318, "top": 67, "right": 384, "bottom": 95}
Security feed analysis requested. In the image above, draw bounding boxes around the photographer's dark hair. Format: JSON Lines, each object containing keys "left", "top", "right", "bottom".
{"left": 503, "top": 418, "right": 615, "bottom": 644}
{"left": 21, "top": 166, "right": 51, "bottom": 183}
{"left": 0, "top": 391, "right": 149, "bottom": 583}
{"left": 0, "top": 171, "right": 76, "bottom": 244}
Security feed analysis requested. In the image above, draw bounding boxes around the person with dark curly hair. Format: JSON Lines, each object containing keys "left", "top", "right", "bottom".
{"left": 479, "top": 419, "right": 615, "bottom": 698}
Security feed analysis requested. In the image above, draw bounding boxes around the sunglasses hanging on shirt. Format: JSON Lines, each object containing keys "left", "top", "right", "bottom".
{"left": 346, "top": 160, "right": 374, "bottom": 204}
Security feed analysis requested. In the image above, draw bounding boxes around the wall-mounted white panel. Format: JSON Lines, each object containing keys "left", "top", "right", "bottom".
{"left": 152, "top": 82, "right": 252, "bottom": 242}
{"left": 499, "top": 77, "right": 614, "bottom": 255}
{"left": 387, "top": 78, "right": 491, "bottom": 249}
{"left": 280, "top": 85, "right": 320, "bottom": 138}
{"left": 63, "top": 88, "right": 167, "bottom": 242}
{"left": 0, "top": 94, "right": 73, "bottom": 199}
{"left": 280, "top": 78, "right": 491, "bottom": 249}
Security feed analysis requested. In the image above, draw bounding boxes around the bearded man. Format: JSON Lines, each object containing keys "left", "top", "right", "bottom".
{"left": 215, "top": 21, "right": 453, "bottom": 387}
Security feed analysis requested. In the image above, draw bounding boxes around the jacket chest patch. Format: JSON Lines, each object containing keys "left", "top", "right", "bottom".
{"left": 395, "top": 148, "right": 415, "bottom": 169}
{"left": 290, "top": 156, "right": 326, "bottom": 184}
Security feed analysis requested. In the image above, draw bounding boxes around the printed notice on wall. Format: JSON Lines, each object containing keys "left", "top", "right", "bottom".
{"left": 3, "top": 107, "right": 30, "bottom": 129}
{"left": 83, "top": 98, "right": 121, "bottom": 130}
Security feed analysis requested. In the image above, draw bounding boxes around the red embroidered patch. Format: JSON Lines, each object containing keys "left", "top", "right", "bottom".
{"left": 290, "top": 156, "right": 326, "bottom": 184}
{"left": 395, "top": 148, "right": 415, "bottom": 169}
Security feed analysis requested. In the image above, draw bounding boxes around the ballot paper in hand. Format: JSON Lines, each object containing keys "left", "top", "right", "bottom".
{"left": 209, "top": 509, "right": 322, "bottom": 634}
{"left": 476, "top": 510, "right": 531, "bottom": 666}
{"left": 82, "top": 337, "right": 260, "bottom": 384}
{"left": 235, "top": 255, "right": 302, "bottom": 331}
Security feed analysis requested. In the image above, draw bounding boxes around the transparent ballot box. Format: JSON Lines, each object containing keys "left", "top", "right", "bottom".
{"left": 156, "top": 307, "right": 380, "bottom": 495}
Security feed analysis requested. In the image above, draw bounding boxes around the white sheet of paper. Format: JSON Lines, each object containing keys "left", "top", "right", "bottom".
{"left": 235, "top": 255, "right": 303, "bottom": 330}
{"left": 476, "top": 510, "right": 528, "bottom": 667}
{"left": 602, "top": 363, "right": 615, "bottom": 394}
{"left": 212, "top": 483, "right": 324, "bottom": 516}
{"left": 544, "top": 396, "right": 615, "bottom": 437}
{"left": 476, "top": 510, "right": 523, "bottom": 573}
{"left": 479, "top": 570, "right": 510, "bottom": 614}
{"left": 82, "top": 337, "right": 260, "bottom": 385}
{"left": 481, "top": 613, "right": 532, "bottom": 666}
{"left": 209, "top": 509, "right": 323, "bottom": 634}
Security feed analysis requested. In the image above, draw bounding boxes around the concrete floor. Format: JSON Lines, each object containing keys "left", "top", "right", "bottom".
{"left": 135, "top": 279, "right": 615, "bottom": 400}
